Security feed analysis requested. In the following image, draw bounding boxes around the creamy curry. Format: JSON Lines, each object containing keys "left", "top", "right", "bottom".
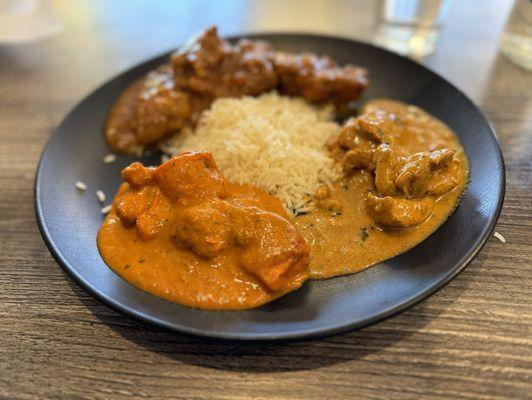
{"left": 98, "top": 152, "right": 309, "bottom": 310}
{"left": 98, "top": 98, "right": 468, "bottom": 310}
{"left": 298, "top": 99, "right": 468, "bottom": 278}
{"left": 98, "top": 27, "right": 468, "bottom": 310}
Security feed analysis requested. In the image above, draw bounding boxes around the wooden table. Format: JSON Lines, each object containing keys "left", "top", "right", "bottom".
{"left": 1, "top": 1, "right": 530, "bottom": 398}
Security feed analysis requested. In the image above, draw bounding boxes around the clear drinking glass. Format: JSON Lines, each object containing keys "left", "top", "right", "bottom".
{"left": 0, "top": 0, "right": 61, "bottom": 44}
{"left": 500, "top": 0, "right": 532, "bottom": 71}
{"left": 373, "top": 0, "right": 452, "bottom": 57}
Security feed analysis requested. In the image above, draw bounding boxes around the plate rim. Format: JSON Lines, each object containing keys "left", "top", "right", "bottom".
{"left": 34, "top": 32, "right": 506, "bottom": 341}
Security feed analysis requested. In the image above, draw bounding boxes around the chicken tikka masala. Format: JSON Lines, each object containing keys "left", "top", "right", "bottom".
{"left": 98, "top": 27, "right": 468, "bottom": 310}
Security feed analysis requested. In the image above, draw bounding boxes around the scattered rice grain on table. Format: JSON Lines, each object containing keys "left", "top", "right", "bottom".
{"left": 494, "top": 231, "right": 506, "bottom": 243}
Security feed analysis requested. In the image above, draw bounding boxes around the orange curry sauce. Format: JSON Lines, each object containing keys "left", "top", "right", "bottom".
{"left": 98, "top": 152, "right": 309, "bottom": 310}
{"left": 98, "top": 100, "right": 468, "bottom": 310}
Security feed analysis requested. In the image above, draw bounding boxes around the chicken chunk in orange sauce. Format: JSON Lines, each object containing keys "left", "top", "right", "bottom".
{"left": 98, "top": 151, "right": 309, "bottom": 310}
{"left": 329, "top": 99, "right": 463, "bottom": 229}
{"left": 100, "top": 93, "right": 468, "bottom": 306}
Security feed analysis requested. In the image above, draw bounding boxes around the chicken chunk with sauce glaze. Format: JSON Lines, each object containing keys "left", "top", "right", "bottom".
{"left": 98, "top": 151, "right": 310, "bottom": 310}
{"left": 332, "top": 102, "right": 463, "bottom": 228}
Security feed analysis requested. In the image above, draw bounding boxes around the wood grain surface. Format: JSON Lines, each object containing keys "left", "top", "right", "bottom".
{"left": 1, "top": 1, "right": 530, "bottom": 399}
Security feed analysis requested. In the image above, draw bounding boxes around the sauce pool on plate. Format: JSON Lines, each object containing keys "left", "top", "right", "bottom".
{"left": 98, "top": 99, "right": 468, "bottom": 310}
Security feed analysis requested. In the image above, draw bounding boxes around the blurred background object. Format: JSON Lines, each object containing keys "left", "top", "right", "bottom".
{"left": 373, "top": 0, "right": 452, "bottom": 57}
{"left": 500, "top": 0, "right": 532, "bottom": 71}
{"left": 0, "top": 0, "right": 61, "bottom": 44}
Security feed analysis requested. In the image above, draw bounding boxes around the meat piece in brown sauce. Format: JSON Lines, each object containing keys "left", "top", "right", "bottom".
{"left": 105, "top": 26, "right": 369, "bottom": 154}
{"left": 171, "top": 31, "right": 278, "bottom": 99}
{"left": 274, "top": 52, "right": 368, "bottom": 114}
{"left": 134, "top": 67, "right": 192, "bottom": 147}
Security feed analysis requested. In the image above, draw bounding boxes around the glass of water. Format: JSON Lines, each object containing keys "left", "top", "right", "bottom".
{"left": 500, "top": 0, "right": 532, "bottom": 71}
{"left": 373, "top": 0, "right": 452, "bottom": 57}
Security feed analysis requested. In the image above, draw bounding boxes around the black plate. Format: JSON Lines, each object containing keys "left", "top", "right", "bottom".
{"left": 35, "top": 33, "right": 505, "bottom": 340}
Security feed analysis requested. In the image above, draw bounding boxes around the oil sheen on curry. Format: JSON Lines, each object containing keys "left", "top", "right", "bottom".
{"left": 98, "top": 28, "right": 468, "bottom": 310}
{"left": 98, "top": 100, "right": 468, "bottom": 310}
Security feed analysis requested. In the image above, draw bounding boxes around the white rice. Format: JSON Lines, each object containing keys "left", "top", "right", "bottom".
{"left": 100, "top": 204, "right": 112, "bottom": 214}
{"left": 103, "top": 154, "right": 116, "bottom": 164}
{"left": 161, "top": 92, "right": 341, "bottom": 214}
{"left": 75, "top": 181, "right": 87, "bottom": 191}
{"left": 494, "top": 232, "right": 506, "bottom": 243}
{"left": 96, "top": 190, "right": 106, "bottom": 203}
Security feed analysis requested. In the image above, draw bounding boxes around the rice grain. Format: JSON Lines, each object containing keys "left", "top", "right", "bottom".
{"left": 103, "top": 154, "right": 116, "bottom": 164}
{"left": 494, "top": 232, "right": 506, "bottom": 243}
{"left": 96, "top": 190, "right": 106, "bottom": 203}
